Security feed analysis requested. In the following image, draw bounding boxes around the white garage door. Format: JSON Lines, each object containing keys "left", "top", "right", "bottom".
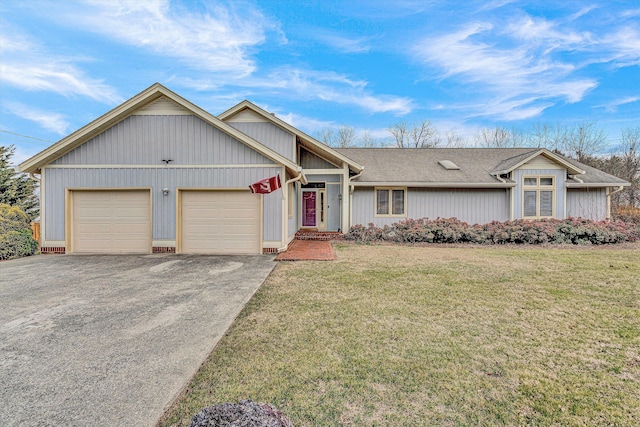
{"left": 181, "top": 191, "right": 260, "bottom": 254}
{"left": 71, "top": 190, "right": 151, "bottom": 254}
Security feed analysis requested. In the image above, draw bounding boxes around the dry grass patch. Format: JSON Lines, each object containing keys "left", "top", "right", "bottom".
{"left": 160, "top": 244, "right": 640, "bottom": 426}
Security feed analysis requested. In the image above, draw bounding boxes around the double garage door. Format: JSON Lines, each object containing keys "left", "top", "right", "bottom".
{"left": 70, "top": 190, "right": 260, "bottom": 254}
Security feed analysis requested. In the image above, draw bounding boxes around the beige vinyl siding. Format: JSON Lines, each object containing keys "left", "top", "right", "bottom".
{"left": 179, "top": 191, "right": 260, "bottom": 254}
{"left": 227, "top": 122, "right": 296, "bottom": 162}
{"left": 51, "top": 115, "right": 273, "bottom": 166}
{"left": 301, "top": 149, "right": 339, "bottom": 169}
{"left": 70, "top": 190, "right": 151, "bottom": 254}
{"left": 566, "top": 188, "right": 607, "bottom": 220}
{"left": 351, "top": 188, "right": 509, "bottom": 226}
{"left": 42, "top": 167, "right": 282, "bottom": 244}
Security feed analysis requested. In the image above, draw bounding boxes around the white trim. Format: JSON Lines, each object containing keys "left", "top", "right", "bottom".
{"left": 566, "top": 182, "right": 630, "bottom": 188}
{"left": 41, "top": 240, "right": 65, "bottom": 247}
{"left": 353, "top": 181, "right": 516, "bottom": 188}
{"left": 522, "top": 175, "right": 556, "bottom": 219}
{"left": 374, "top": 187, "right": 408, "bottom": 218}
{"left": 152, "top": 240, "right": 176, "bottom": 247}
{"left": 303, "top": 168, "right": 345, "bottom": 175}
{"left": 40, "top": 167, "right": 46, "bottom": 244}
{"left": 45, "top": 163, "right": 280, "bottom": 169}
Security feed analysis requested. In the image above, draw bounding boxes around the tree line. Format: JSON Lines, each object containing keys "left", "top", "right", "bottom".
{"left": 316, "top": 122, "right": 639, "bottom": 209}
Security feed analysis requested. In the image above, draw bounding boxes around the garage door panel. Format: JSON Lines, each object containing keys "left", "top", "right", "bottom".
{"left": 72, "top": 191, "right": 151, "bottom": 254}
{"left": 181, "top": 191, "right": 260, "bottom": 254}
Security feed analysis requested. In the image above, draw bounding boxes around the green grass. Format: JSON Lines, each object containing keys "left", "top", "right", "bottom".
{"left": 160, "top": 244, "right": 640, "bottom": 426}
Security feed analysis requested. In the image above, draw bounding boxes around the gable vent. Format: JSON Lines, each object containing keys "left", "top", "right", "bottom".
{"left": 438, "top": 160, "right": 460, "bottom": 170}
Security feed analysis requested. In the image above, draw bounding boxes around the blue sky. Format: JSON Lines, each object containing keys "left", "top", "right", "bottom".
{"left": 1, "top": 0, "right": 639, "bottom": 165}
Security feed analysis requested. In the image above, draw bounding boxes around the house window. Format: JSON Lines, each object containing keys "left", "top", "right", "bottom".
{"left": 523, "top": 176, "right": 555, "bottom": 218}
{"left": 375, "top": 188, "right": 406, "bottom": 217}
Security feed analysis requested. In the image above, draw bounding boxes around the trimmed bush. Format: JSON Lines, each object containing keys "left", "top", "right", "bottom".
{"left": 0, "top": 204, "right": 38, "bottom": 260}
{"left": 345, "top": 217, "right": 640, "bottom": 245}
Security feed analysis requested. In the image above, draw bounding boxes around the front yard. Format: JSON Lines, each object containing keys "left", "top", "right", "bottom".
{"left": 160, "top": 244, "right": 640, "bottom": 426}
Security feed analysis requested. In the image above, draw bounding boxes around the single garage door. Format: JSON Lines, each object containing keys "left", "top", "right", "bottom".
{"left": 71, "top": 190, "right": 151, "bottom": 254}
{"left": 181, "top": 191, "right": 260, "bottom": 254}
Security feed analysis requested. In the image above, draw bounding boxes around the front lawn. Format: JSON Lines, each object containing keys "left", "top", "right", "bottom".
{"left": 160, "top": 244, "right": 640, "bottom": 426}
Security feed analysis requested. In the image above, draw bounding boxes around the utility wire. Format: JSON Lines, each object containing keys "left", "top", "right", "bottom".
{"left": 0, "top": 129, "right": 55, "bottom": 143}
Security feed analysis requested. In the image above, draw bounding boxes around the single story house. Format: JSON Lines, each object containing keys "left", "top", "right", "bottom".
{"left": 19, "top": 83, "right": 629, "bottom": 255}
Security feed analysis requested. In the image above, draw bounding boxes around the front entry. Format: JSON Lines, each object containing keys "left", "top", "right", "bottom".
{"left": 302, "top": 190, "right": 316, "bottom": 227}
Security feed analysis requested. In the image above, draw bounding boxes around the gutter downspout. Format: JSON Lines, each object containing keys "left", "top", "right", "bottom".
{"left": 278, "top": 172, "right": 304, "bottom": 253}
{"left": 606, "top": 185, "right": 624, "bottom": 221}
{"left": 348, "top": 168, "right": 365, "bottom": 231}
{"left": 29, "top": 173, "right": 41, "bottom": 183}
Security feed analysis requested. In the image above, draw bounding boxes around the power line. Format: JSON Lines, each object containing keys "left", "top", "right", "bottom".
{"left": 0, "top": 129, "right": 55, "bottom": 143}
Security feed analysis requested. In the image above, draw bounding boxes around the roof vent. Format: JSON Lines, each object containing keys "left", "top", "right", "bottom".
{"left": 438, "top": 160, "right": 460, "bottom": 170}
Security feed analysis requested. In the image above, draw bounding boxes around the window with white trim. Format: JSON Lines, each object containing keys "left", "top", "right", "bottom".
{"left": 375, "top": 188, "right": 406, "bottom": 217}
{"left": 523, "top": 176, "right": 555, "bottom": 218}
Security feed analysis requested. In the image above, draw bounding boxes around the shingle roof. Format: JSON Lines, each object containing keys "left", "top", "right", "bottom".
{"left": 335, "top": 148, "right": 629, "bottom": 187}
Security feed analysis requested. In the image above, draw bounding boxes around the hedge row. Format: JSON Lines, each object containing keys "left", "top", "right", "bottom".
{"left": 0, "top": 204, "right": 38, "bottom": 260}
{"left": 345, "top": 217, "right": 640, "bottom": 245}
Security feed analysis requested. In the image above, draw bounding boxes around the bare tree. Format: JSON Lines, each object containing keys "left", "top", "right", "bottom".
{"left": 388, "top": 120, "right": 440, "bottom": 148}
{"left": 336, "top": 125, "right": 355, "bottom": 148}
{"left": 528, "top": 122, "right": 569, "bottom": 152}
{"left": 444, "top": 131, "right": 467, "bottom": 148}
{"left": 564, "top": 121, "right": 607, "bottom": 162}
{"left": 316, "top": 126, "right": 356, "bottom": 148}
{"left": 620, "top": 127, "right": 640, "bottom": 208}
{"left": 358, "top": 130, "right": 380, "bottom": 148}
{"left": 474, "top": 127, "right": 513, "bottom": 148}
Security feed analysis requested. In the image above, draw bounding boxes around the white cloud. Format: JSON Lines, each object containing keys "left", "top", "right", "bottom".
{"left": 312, "top": 29, "right": 372, "bottom": 53}
{"left": 264, "top": 68, "right": 413, "bottom": 115}
{"left": 597, "top": 96, "right": 640, "bottom": 113}
{"left": 603, "top": 26, "right": 640, "bottom": 66}
{"left": 0, "top": 31, "right": 121, "bottom": 104}
{"left": 4, "top": 103, "right": 71, "bottom": 135}
{"left": 74, "top": 0, "right": 275, "bottom": 77}
{"left": 413, "top": 18, "right": 598, "bottom": 121}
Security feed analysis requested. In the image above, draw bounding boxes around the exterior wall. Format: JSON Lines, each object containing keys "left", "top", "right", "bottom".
{"left": 351, "top": 187, "right": 509, "bottom": 226}
{"left": 566, "top": 188, "right": 607, "bottom": 220}
{"left": 512, "top": 169, "right": 566, "bottom": 219}
{"left": 301, "top": 149, "right": 338, "bottom": 169}
{"left": 327, "top": 184, "right": 341, "bottom": 231}
{"left": 288, "top": 181, "right": 299, "bottom": 240}
{"left": 42, "top": 167, "right": 282, "bottom": 244}
{"left": 304, "top": 173, "right": 343, "bottom": 231}
{"left": 52, "top": 115, "right": 272, "bottom": 166}
{"left": 227, "top": 122, "right": 295, "bottom": 162}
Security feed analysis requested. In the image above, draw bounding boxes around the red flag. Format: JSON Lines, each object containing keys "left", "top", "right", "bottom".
{"left": 249, "top": 175, "right": 281, "bottom": 194}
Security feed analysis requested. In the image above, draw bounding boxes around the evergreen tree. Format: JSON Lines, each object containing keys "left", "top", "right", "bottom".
{"left": 0, "top": 145, "right": 39, "bottom": 220}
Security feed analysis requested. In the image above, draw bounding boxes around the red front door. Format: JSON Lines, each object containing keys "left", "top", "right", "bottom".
{"left": 302, "top": 191, "right": 316, "bottom": 227}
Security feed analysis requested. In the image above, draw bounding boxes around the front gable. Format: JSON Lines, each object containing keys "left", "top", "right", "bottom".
{"left": 19, "top": 83, "right": 300, "bottom": 176}
{"left": 223, "top": 107, "right": 296, "bottom": 162}
{"left": 50, "top": 115, "right": 273, "bottom": 166}
{"left": 517, "top": 154, "right": 565, "bottom": 170}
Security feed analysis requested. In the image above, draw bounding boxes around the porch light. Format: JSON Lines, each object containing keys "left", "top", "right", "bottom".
{"left": 162, "top": 188, "right": 170, "bottom": 196}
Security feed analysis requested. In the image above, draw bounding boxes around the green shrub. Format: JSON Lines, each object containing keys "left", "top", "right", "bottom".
{"left": 345, "top": 217, "right": 640, "bottom": 245}
{"left": 0, "top": 203, "right": 38, "bottom": 260}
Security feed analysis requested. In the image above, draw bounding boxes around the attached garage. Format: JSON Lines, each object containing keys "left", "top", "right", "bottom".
{"left": 68, "top": 190, "right": 152, "bottom": 254}
{"left": 179, "top": 190, "right": 261, "bottom": 255}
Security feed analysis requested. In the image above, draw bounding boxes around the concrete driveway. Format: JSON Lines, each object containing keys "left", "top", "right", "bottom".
{"left": 0, "top": 254, "right": 275, "bottom": 427}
